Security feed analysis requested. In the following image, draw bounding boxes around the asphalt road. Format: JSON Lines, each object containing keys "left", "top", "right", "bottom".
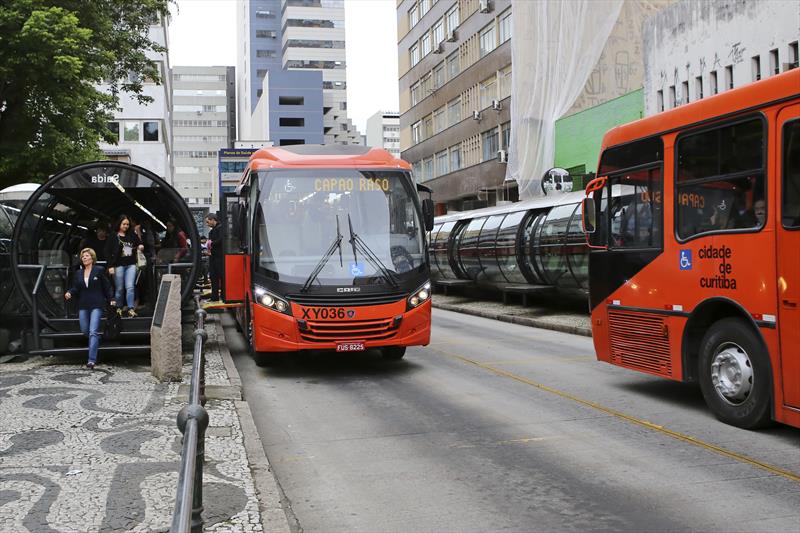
{"left": 225, "top": 309, "right": 800, "bottom": 533}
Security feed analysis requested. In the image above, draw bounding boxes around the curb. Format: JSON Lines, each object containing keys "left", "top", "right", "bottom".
{"left": 213, "top": 316, "right": 292, "bottom": 533}
{"left": 432, "top": 301, "right": 592, "bottom": 337}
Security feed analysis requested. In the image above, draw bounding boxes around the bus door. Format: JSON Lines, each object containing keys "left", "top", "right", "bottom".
{"left": 221, "top": 191, "right": 247, "bottom": 303}
{"left": 776, "top": 104, "right": 800, "bottom": 409}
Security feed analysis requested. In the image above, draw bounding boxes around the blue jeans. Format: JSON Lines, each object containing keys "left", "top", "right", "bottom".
{"left": 114, "top": 264, "right": 137, "bottom": 309}
{"left": 79, "top": 308, "right": 103, "bottom": 364}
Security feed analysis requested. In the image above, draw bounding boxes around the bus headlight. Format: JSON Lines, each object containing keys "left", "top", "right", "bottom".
{"left": 407, "top": 281, "right": 432, "bottom": 310}
{"left": 254, "top": 285, "right": 292, "bottom": 315}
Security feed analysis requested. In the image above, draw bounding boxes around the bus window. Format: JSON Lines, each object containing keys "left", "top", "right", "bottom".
{"left": 676, "top": 117, "right": 766, "bottom": 239}
{"left": 608, "top": 167, "right": 663, "bottom": 248}
{"left": 782, "top": 120, "right": 800, "bottom": 228}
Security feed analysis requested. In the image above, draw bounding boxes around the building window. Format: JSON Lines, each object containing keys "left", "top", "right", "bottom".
{"left": 420, "top": 72, "right": 432, "bottom": 97}
{"left": 446, "top": 4, "right": 459, "bottom": 33}
{"left": 410, "top": 44, "right": 420, "bottom": 66}
{"left": 423, "top": 116, "right": 433, "bottom": 138}
{"left": 449, "top": 145, "right": 461, "bottom": 172}
{"left": 256, "top": 69, "right": 267, "bottom": 77}
{"left": 499, "top": 10, "right": 511, "bottom": 43}
{"left": 143, "top": 121, "right": 159, "bottom": 142}
{"left": 339, "top": 101, "right": 347, "bottom": 110}
{"left": 725, "top": 65, "right": 734, "bottom": 90}
{"left": 435, "top": 150, "right": 448, "bottom": 177}
{"left": 501, "top": 122, "right": 511, "bottom": 149}
{"left": 433, "top": 19, "right": 445, "bottom": 46}
{"left": 411, "top": 82, "right": 422, "bottom": 106}
{"left": 447, "top": 51, "right": 459, "bottom": 79}
{"left": 279, "top": 117, "right": 305, "bottom": 127}
{"left": 433, "top": 107, "right": 446, "bottom": 134}
{"left": 256, "top": 49, "right": 276, "bottom": 58}
{"left": 790, "top": 41, "right": 799, "bottom": 69}
{"left": 433, "top": 62, "right": 445, "bottom": 89}
{"left": 255, "top": 10, "right": 275, "bottom": 18}
{"left": 710, "top": 70, "right": 718, "bottom": 95}
{"left": 498, "top": 65, "right": 512, "bottom": 98}
{"left": 482, "top": 128, "right": 499, "bottom": 161}
{"left": 695, "top": 76, "right": 703, "bottom": 100}
{"left": 279, "top": 139, "right": 304, "bottom": 146}
{"left": 256, "top": 89, "right": 263, "bottom": 97}
{"left": 413, "top": 160, "right": 423, "bottom": 181}
{"left": 279, "top": 96, "right": 304, "bottom": 105}
{"left": 768, "top": 48, "right": 779, "bottom": 76}
{"left": 681, "top": 80, "right": 689, "bottom": 104}
{"left": 479, "top": 75, "right": 497, "bottom": 110}
{"left": 107, "top": 122, "right": 120, "bottom": 144}
{"left": 447, "top": 97, "right": 461, "bottom": 126}
{"left": 412, "top": 121, "right": 422, "bottom": 144}
{"left": 421, "top": 33, "right": 432, "bottom": 56}
{"left": 423, "top": 157, "right": 433, "bottom": 181}
{"left": 668, "top": 85, "right": 676, "bottom": 108}
{"left": 124, "top": 121, "right": 140, "bottom": 142}
{"left": 285, "top": 39, "right": 345, "bottom": 49}
{"left": 419, "top": 0, "right": 430, "bottom": 17}
{"left": 656, "top": 90, "right": 664, "bottom": 112}
{"left": 409, "top": 4, "right": 420, "bottom": 27}
{"left": 752, "top": 55, "right": 761, "bottom": 81}
{"left": 479, "top": 23, "right": 496, "bottom": 57}
{"left": 256, "top": 30, "right": 277, "bottom": 38}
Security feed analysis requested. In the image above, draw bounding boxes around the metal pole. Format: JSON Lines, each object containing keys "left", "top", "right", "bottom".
{"left": 19, "top": 265, "right": 46, "bottom": 351}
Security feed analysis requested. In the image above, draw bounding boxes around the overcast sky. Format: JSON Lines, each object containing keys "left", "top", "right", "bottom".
{"left": 168, "top": 0, "right": 399, "bottom": 134}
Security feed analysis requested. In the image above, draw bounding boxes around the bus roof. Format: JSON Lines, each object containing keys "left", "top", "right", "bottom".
{"left": 601, "top": 69, "right": 800, "bottom": 152}
{"left": 247, "top": 144, "right": 412, "bottom": 172}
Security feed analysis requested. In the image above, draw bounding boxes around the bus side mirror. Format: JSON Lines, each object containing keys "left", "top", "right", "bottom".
{"left": 422, "top": 198, "right": 435, "bottom": 232}
{"left": 582, "top": 197, "right": 596, "bottom": 234}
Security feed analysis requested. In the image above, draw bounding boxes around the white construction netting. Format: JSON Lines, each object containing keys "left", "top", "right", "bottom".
{"left": 506, "top": 0, "right": 624, "bottom": 199}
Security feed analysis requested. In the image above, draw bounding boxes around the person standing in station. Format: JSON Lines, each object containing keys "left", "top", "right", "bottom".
{"left": 78, "top": 223, "right": 110, "bottom": 263}
{"left": 64, "top": 248, "right": 115, "bottom": 369}
{"left": 205, "top": 213, "right": 224, "bottom": 303}
{"left": 106, "top": 214, "right": 144, "bottom": 317}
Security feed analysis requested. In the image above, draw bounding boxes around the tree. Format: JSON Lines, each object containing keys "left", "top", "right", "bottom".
{"left": 0, "top": 1, "right": 170, "bottom": 189}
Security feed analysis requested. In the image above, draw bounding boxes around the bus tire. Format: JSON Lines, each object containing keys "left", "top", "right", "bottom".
{"left": 382, "top": 346, "right": 406, "bottom": 360}
{"left": 698, "top": 318, "right": 772, "bottom": 429}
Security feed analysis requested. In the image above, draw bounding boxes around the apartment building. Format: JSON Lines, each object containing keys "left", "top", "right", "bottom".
{"left": 366, "top": 111, "right": 401, "bottom": 156}
{"left": 171, "top": 66, "right": 236, "bottom": 213}
{"left": 398, "top": 0, "right": 513, "bottom": 211}
{"left": 99, "top": 14, "right": 173, "bottom": 182}
{"left": 644, "top": 0, "right": 800, "bottom": 115}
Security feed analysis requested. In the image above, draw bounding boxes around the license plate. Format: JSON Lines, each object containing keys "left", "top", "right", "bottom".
{"left": 336, "top": 342, "right": 365, "bottom": 352}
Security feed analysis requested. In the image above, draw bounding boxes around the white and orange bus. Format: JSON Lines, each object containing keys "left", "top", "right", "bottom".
{"left": 582, "top": 69, "right": 799, "bottom": 428}
{"left": 222, "top": 145, "right": 434, "bottom": 361}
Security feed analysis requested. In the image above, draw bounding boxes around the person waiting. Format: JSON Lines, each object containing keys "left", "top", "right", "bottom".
{"left": 205, "top": 213, "right": 224, "bottom": 302}
{"left": 64, "top": 248, "right": 115, "bottom": 369}
{"left": 105, "top": 214, "right": 143, "bottom": 317}
{"left": 78, "top": 223, "right": 110, "bottom": 263}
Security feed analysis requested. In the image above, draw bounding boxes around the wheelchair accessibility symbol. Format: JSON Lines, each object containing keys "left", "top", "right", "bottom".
{"left": 350, "top": 262, "right": 365, "bottom": 277}
{"left": 679, "top": 250, "right": 692, "bottom": 270}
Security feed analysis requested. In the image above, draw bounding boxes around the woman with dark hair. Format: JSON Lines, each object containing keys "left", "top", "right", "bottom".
{"left": 65, "top": 248, "right": 115, "bottom": 369}
{"left": 105, "top": 214, "right": 143, "bottom": 317}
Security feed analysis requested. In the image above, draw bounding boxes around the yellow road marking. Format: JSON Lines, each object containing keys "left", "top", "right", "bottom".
{"left": 433, "top": 347, "right": 800, "bottom": 484}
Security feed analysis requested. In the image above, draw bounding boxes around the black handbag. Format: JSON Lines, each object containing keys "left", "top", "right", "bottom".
{"left": 104, "top": 306, "right": 122, "bottom": 341}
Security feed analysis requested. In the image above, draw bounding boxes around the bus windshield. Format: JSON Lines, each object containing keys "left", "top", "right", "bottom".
{"left": 254, "top": 169, "right": 426, "bottom": 287}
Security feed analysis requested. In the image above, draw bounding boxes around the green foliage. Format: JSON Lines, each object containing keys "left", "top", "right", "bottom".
{"left": 0, "top": 0, "right": 170, "bottom": 189}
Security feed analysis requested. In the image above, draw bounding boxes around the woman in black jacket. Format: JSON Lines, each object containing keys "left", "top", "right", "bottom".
{"left": 65, "top": 248, "right": 115, "bottom": 369}
{"left": 105, "top": 214, "right": 143, "bottom": 317}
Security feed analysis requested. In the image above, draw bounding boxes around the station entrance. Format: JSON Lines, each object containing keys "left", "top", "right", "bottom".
{"left": 9, "top": 161, "right": 201, "bottom": 355}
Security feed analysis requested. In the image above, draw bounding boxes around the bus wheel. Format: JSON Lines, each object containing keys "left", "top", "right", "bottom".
{"left": 382, "top": 346, "right": 406, "bottom": 360}
{"left": 698, "top": 318, "right": 772, "bottom": 429}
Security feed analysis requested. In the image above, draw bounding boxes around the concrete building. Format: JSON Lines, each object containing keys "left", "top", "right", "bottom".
{"left": 365, "top": 111, "right": 401, "bottom": 156}
{"left": 643, "top": 0, "right": 800, "bottom": 116}
{"left": 398, "top": 0, "right": 670, "bottom": 212}
{"left": 98, "top": 14, "right": 173, "bottom": 182}
{"left": 171, "top": 66, "right": 237, "bottom": 214}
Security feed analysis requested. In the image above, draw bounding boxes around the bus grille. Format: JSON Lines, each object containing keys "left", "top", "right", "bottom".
{"left": 300, "top": 317, "right": 399, "bottom": 343}
{"left": 287, "top": 292, "right": 406, "bottom": 307}
{"left": 608, "top": 310, "right": 672, "bottom": 377}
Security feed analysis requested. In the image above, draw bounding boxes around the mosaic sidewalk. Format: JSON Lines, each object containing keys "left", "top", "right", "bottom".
{"left": 0, "top": 318, "right": 267, "bottom": 532}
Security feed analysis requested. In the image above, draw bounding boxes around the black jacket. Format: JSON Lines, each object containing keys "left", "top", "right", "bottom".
{"left": 208, "top": 224, "right": 224, "bottom": 259}
{"left": 105, "top": 232, "right": 142, "bottom": 267}
{"left": 67, "top": 265, "right": 114, "bottom": 310}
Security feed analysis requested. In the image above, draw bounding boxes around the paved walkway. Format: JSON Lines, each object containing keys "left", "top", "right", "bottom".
{"left": 0, "top": 316, "right": 288, "bottom": 532}
{"left": 432, "top": 293, "right": 591, "bottom": 336}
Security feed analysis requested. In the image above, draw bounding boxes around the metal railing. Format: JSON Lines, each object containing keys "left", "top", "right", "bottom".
{"left": 171, "top": 298, "right": 209, "bottom": 533}
{"left": 18, "top": 264, "right": 47, "bottom": 351}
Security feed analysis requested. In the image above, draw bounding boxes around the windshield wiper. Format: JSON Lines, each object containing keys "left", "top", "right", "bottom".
{"left": 301, "top": 215, "right": 343, "bottom": 292}
{"left": 347, "top": 214, "right": 399, "bottom": 289}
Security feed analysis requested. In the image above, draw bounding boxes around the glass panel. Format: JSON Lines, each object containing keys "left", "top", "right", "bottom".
{"left": 124, "top": 121, "right": 140, "bottom": 142}
{"left": 783, "top": 120, "right": 800, "bottom": 228}
{"left": 497, "top": 210, "right": 527, "bottom": 283}
{"left": 534, "top": 204, "right": 575, "bottom": 286}
{"left": 565, "top": 205, "right": 588, "bottom": 289}
{"left": 677, "top": 174, "right": 764, "bottom": 239}
{"left": 478, "top": 214, "right": 506, "bottom": 282}
{"left": 457, "top": 218, "right": 487, "bottom": 280}
{"left": 522, "top": 212, "right": 546, "bottom": 284}
{"left": 598, "top": 136, "right": 663, "bottom": 175}
{"left": 143, "top": 121, "right": 159, "bottom": 142}
{"left": 608, "top": 166, "right": 663, "bottom": 248}
{"left": 677, "top": 118, "right": 763, "bottom": 182}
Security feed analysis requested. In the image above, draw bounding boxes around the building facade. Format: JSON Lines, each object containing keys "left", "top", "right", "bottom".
{"left": 643, "top": 0, "right": 800, "bottom": 116}
{"left": 99, "top": 14, "right": 173, "bottom": 182}
{"left": 365, "top": 111, "right": 401, "bottom": 156}
{"left": 171, "top": 66, "right": 237, "bottom": 214}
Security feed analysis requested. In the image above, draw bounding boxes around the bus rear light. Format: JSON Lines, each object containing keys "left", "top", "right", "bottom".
{"left": 254, "top": 285, "right": 292, "bottom": 316}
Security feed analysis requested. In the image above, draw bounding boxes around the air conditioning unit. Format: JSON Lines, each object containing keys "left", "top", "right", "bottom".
{"left": 479, "top": 0, "right": 491, "bottom": 13}
{"left": 446, "top": 30, "right": 457, "bottom": 42}
{"left": 433, "top": 42, "right": 444, "bottom": 54}
{"left": 472, "top": 110, "right": 481, "bottom": 121}
{"left": 491, "top": 99, "right": 502, "bottom": 111}
{"left": 497, "top": 149, "right": 508, "bottom": 163}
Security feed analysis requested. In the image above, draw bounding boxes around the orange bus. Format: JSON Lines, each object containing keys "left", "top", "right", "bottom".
{"left": 581, "top": 69, "right": 800, "bottom": 429}
{"left": 222, "top": 145, "right": 434, "bottom": 361}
